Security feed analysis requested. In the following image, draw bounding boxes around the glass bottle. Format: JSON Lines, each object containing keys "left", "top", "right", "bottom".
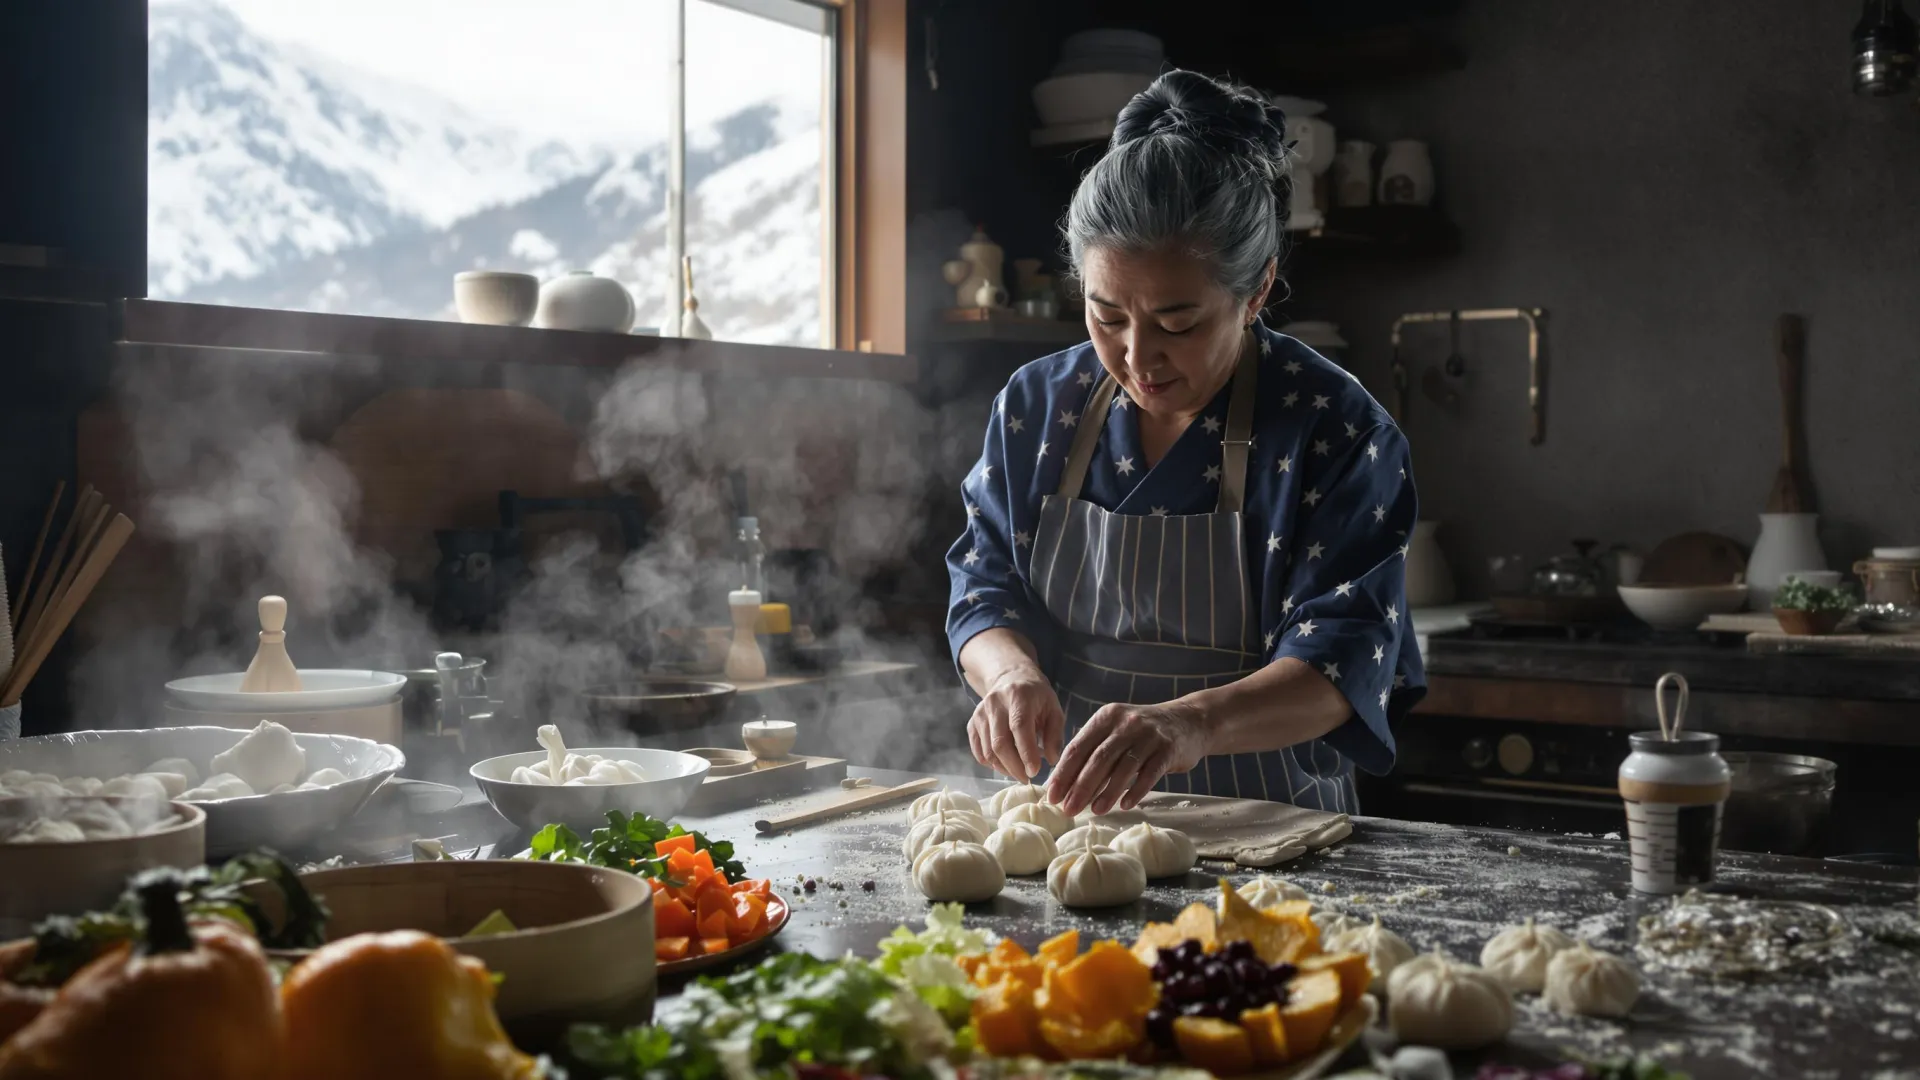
{"left": 735, "top": 516, "right": 765, "bottom": 595}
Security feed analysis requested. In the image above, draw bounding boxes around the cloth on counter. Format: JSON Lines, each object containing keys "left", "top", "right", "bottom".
{"left": 1089, "top": 790, "right": 1352, "bottom": 868}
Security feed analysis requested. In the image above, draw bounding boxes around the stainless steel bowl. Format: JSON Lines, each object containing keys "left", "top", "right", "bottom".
{"left": 1720, "top": 751, "right": 1836, "bottom": 856}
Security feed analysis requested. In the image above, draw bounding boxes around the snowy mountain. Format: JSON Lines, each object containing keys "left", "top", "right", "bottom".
{"left": 149, "top": 0, "right": 822, "bottom": 345}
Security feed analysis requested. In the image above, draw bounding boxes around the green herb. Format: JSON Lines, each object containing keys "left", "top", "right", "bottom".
{"left": 526, "top": 811, "right": 747, "bottom": 883}
{"left": 564, "top": 952, "right": 953, "bottom": 1080}
{"left": 17, "top": 850, "right": 328, "bottom": 987}
{"left": 874, "top": 903, "right": 992, "bottom": 1030}
{"left": 1771, "top": 578, "right": 1855, "bottom": 612}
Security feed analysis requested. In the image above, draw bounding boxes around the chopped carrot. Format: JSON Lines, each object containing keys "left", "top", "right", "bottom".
{"left": 688, "top": 849, "right": 716, "bottom": 880}
{"left": 656, "top": 896, "right": 696, "bottom": 939}
{"left": 731, "top": 878, "right": 772, "bottom": 899}
{"left": 655, "top": 936, "right": 691, "bottom": 962}
{"left": 728, "top": 892, "right": 767, "bottom": 941}
{"left": 699, "top": 936, "right": 733, "bottom": 957}
{"left": 655, "top": 834, "right": 697, "bottom": 858}
{"left": 666, "top": 849, "right": 699, "bottom": 883}
{"left": 764, "top": 897, "right": 786, "bottom": 924}
{"left": 694, "top": 877, "right": 733, "bottom": 919}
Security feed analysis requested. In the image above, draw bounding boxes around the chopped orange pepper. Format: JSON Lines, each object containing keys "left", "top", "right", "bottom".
{"left": 698, "top": 936, "right": 733, "bottom": 957}
{"left": 655, "top": 937, "right": 691, "bottom": 962}
{"left": 655, "top": 896, "right": 696, "bottom": 939}
{"left": 728, "top": 893, "right": 767, "bottom": 941}
{"left": 654, "top": 834, "right": 697, "bottom": 858}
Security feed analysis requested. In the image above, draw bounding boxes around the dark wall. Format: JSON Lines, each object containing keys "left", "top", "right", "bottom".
{"left": 1297, "top": 2, "right": 1920, "bottom": 593}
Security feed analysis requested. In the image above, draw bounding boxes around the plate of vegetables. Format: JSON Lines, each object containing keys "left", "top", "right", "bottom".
{"left": 521, "top": 810, "right": 788, "bottom": 973}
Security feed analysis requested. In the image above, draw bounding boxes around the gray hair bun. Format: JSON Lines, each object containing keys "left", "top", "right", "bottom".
{"left": 1063, "top": 70, "right": 1292, "bottom": 300}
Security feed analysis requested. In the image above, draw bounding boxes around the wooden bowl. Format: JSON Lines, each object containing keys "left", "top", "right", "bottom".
{"left": 0, "top": 797, "right": 205, "bottom": 938}
{"left": 280, "top": 859, "right": 654, "bottom": 1046}
{"left": 1773, "top": 608, "right": 1845, "bottom": 636}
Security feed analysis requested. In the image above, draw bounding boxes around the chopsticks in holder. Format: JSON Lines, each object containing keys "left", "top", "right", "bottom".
{"left": 11, "top": 479, "right": 64, "bottom": 630}
{"left": 0, "top": 484, "right": 135, "bottom": 708}
{"left": 753, "top": 776, "right": 939, "bottom": 834}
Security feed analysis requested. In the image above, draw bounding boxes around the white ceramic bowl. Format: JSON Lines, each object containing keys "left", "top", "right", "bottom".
{"left": 164, "top": 669, "right": 407, "bottom": 712}
{"left": 470, "top": 747, "right": 711, "bottom": 833}
{"left": 0, "top": 796, "right": 206, "bottom": 936}
{"left": 1033, "top": 72, "right": 1156, "bottom": 127}
{"left": 454, "top": 271, "right": 540, "bottom": 326}
{"left": 1618, "top": 583, "right": 1749, "bottom": 630}
{"left": 0, "top": 728, "right": 403, "bottom": 857}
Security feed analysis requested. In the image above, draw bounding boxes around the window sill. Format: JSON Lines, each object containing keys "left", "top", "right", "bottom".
{"left": 114, "top": 300, "right": 917, "bottom": 384}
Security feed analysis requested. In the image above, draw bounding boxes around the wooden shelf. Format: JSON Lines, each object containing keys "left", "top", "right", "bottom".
{"left": 1293, "top": 206, "right": 1460, "bottom": 257}
{"left": 927, "top": 313, "right": 1086, "bottom": 347}
{"left": 114, "top": 300, "right": 918, "bottom": 384}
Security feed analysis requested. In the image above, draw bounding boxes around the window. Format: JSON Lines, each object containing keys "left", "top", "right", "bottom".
{"left": 147, "top": 0, "right": 834, "bottom": 346}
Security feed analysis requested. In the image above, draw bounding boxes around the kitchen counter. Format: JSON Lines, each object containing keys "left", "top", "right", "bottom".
{"left": 334, "top": 769, "right": 1920, "bottom": 1079}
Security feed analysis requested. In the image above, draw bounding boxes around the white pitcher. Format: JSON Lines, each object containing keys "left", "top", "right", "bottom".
{"left": 1747, "top": 513, "right": 1826, "bottom": 608}
{"left": 1403, "top": 520, "right": 1456, "bottom": 607}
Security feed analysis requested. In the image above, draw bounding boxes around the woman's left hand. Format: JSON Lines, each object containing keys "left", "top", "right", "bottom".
{"left": 1046, "top": 701, "right": 1211, "bottom": 816}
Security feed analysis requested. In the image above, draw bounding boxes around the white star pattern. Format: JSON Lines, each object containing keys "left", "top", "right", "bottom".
{"left": 963, "top": 548, "right": 980, "bottom": 566}
{"left": 1076, "top": 371, "right": 1094, "bottom": 387}
{"left": 1114, "top": 456, "right": 1136, "bottom": 476}
{"left": 1366, "top": 442, "right": 1380, "bottom": 462}
{"left": 964, "top": 591, "right": 982, "bottom": 605}
{"left": 1263, "top": 629, "right": 1276, "bottom": 649}
{"left": 1399, "top": 466, "right": 1407, "bottom": 478}
{"left": 1004, "top": 608, "right": 1022, "bottom": 620}
{"left": 1259, "top": 336, "right": 1272, "bottom": 356}
{"left": 1323, "top": 662, "right": 1341, "bottom": 681}
{"left": 1202, "top": 415, "right": 1223, "bottom": 434}
{"left": 1006, "top": 416, "right": 1025, "bottom": 433}
{"left": 1344, "top": 422, "right": 1359, "bottom": 439}
{"left": 1276, "top": 455, "right": 1293, "bottom": 474}
{"left": 1013, "top": 530, "right": 1032, "bottom": 548}
{"left": 1372, "top": 645, "right": 1387, "bottom": 664}
{"left": 1058, "top": 409, "right": 1078, "bottom": 429}
{"left": 1386, "top": 605, "right": 1401, "bottom": 625}
{"left": 1371, "top": 504, "right": 1387, "bottom": 523}
{"left": 1334, "top": 580, "right": 1354, "bottom": 597}
{"left": 980, "top": 465, "right": 994, "bottom": 482}
{"left": 1394, "top": 672, "right": 1407, "bottom": 688}
{"left": 1283, "top": 360, "right": 1303, "bottom": 375}
{"left": 1150, "top": 506, "right": 1168, "bottom": 516}
{"left": 1204, "top": 463, "right": 1222, "bottom": 482}
{"left": 1306, "top": 541, "right": 1326, "bottom": 560}
{"left": 966, "top": 504, "right": 981, "bottom": 518}
{"left": 1312, "top": 394, "right": 1331, "bottom": 410}
{"left": 1312, "top": 440, "right": 1331, "bottom": 456}
{"left": 1303, "top": 488, "right": 1323, "bottom": 507}
{"left": 1296, "top": 620, "right": 1317, "bottom": 637}
{"left": 1398, "top": 543, "right": 1411, "bottom": 558}
{"left": 1378, "top": 687, "right": 1391, "bottom": 708}
{"left": 1113, "top": 396, "right": 1130, "bottom": 410}
{"left": 1037, "top": 441, "right": 1050, "bottom": 460}
{"left": 1282, "top": 391, "right": 1299, "bottom": 408}
{"left": 1281, "top": 595, "right": 1295, "bottom": 614}
{"left": 1266, "top": 532, "right": 1283, "bottom": 553}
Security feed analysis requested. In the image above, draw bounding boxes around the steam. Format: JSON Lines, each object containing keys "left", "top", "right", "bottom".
{"left": 71, "top": 346, "right": 991, "bottom": 778}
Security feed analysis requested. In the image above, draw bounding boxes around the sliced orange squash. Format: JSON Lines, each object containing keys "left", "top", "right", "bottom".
{"left": 1298, "top": 951, "right": 1370, "bottom": 1011}
{"left": 698, "top": 935, "right": 733, "bottom": 957}
{"left": 655, "top": 833, "right": 697, "bottom": 857}
{"left": 1039, "top": 1016, "right": 1141, "bottom": 1059}
{"left": 655, "top": 896, "right": 696, "bottom": 939}
{"left": 1278, "top": 969, "right": 1343, "bottom": 1058}
{"left": 1038, "top": 928, "right": 1080, "bottom": 967}
{"left": 1055, "top": 941, "right": 1155, "bottom": 1028}
{"left": 1238, "top": 1003, "right": 1289, "bottom": 1066}
{"left": 655, "top": 936, "right": 691, "bottom": 962}
{"left": 1173, "top": 1015, "right": 1255, "bottom": 1076}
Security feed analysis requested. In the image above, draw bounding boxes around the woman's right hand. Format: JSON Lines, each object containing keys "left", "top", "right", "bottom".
{"left": 967, "top": 665, "right": 1065, "bottom": 780}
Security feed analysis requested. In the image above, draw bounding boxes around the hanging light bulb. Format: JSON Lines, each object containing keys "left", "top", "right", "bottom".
{"left": 1852, "top": 0, "right": 1918, "bottom": 95}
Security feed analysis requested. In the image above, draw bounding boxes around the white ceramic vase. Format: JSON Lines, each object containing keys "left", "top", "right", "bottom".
{"left": 535, "top": 271, "right": 635, "bottom": 333}
{"left": 1378, "top": 140, "right": 1435, "bottom": 207}
{"left": 1332, "top": 141, "right": 1375, "bottom": 208}
{"left": 1747, "top": 513, "right": 1827, "bottom": 608}
{"left": 1403, "top": 520, "right": 1456, "bottom": 607}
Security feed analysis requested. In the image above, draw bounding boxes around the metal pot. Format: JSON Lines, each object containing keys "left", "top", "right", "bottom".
{"left": 1719, "top": 751, "right": 1837, "bottom": 856}
{"left": 582, "top": 680, "right": 739, "bottom": 745}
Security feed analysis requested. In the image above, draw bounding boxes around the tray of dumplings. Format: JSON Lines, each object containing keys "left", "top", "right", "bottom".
{"left": 0, "top": 721, "right": 403, "bottom": 856}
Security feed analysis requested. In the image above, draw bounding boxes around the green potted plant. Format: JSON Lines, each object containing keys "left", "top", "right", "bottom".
{"left": 1771, "top": 578, "right": 1855, "bottom": 635}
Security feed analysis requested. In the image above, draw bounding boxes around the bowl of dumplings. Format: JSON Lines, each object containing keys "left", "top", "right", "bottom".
{"left": 0, "top": 721, "right": 404, "bottom": 857}
{"left": 469, "top": 724, "right": 711, "bottom": 833}
{"left": 0, "top": 795, "right": 207, "bottom": 935}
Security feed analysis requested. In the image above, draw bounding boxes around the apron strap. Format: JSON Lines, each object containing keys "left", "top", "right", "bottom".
{"left": 1057, "top": 375, "right": 1119, "bottom": 499}
{"left": 1218, "top": 333, "right": 1260, "bottom": 514}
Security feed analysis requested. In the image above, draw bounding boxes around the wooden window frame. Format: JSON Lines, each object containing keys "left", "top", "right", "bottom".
{"left": 827, "top": 0, "right": 906, "bottom": 355}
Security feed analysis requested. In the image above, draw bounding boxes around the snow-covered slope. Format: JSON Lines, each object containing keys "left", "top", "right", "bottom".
{"left": 149, "top": 0, "right": 822, "bottom": 345}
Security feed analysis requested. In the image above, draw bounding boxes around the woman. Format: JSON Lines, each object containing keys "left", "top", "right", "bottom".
{"left": 946, "top": 71, "right": 1425, "bottom": 819}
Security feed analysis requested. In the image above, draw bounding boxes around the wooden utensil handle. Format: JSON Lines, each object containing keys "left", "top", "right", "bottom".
{"left": 754, "top": 776, "right": 939, "bottom": 834}
{"left": 1776, "top": 314, "right": 1805, "bottom": 470}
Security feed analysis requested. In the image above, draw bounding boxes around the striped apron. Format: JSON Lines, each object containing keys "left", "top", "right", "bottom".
{"left": 1030, "top": 344, "right": 1358, "bottom": 813}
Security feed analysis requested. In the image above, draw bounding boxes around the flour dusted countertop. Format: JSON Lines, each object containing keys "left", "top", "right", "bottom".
{"left": 328, "top": 768, "right": 1920, "bottom": 1078}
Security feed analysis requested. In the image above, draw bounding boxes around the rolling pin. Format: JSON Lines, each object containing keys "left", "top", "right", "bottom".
{"left": 754, "top": 776, "right": 939, "bottom": 834}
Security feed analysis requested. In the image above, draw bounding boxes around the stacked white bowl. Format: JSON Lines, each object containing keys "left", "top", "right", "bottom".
{"left": 1033, "top": 29, "right": 1165, "bottom": 129}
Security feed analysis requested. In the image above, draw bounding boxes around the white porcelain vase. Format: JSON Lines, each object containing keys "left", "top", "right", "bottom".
{"left": 1332, "top": 141, "right": 1376, "bottom": 208}
{"left": 1403, "top": 520, "right": 1456, "bottom": 607}
{"left": 1378, "top": 140, "right": 1435, "bottom": 207}
{"left": 1747, "top": 513, "right": 1827, "bottom": 608}
{"left": 535, "top": 271, "right": 635, "bottom": 333}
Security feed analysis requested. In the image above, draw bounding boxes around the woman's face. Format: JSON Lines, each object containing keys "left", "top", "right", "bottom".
{"left": 1081, "top": 246, "right": 1272, "bottom": 420}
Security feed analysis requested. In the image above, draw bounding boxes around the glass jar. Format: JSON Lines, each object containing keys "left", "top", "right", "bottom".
{"left": 1619, "top": 730, "right": 1732, "bottom": 894}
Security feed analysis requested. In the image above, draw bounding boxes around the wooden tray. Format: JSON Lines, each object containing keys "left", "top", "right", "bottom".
{"left": 680, "top": 753, "right": 847, "bottom": 814}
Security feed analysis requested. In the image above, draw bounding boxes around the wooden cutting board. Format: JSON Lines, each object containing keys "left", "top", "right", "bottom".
{"left": 680, "top": 753, "right": 847, "bottom": 814}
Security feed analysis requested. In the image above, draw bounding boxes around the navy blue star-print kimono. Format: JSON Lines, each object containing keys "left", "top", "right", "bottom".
{"left": 945, "top": 321, "right": 1426, "bottom": 805}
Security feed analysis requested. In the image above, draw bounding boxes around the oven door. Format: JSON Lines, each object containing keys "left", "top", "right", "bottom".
{"left": 1362, "top": 716, "right": 1631, "bottom": 833}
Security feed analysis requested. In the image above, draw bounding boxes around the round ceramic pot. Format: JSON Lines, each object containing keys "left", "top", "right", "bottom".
{"left": 453, "top": 271, "right": 539, "bottom": 327}
{"left": 535, "top": 271, "right": 635, "bottom": 333}
{"left": 1378, "top": 140, "right": 1435, "bottom": 206}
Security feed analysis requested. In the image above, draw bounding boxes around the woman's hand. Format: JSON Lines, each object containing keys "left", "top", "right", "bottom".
{"left": 1046, "top": 701, "right": 1210, "bottom": 816}
{"left": 967, "top": 666, "right": 1065, "bottom": 780}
